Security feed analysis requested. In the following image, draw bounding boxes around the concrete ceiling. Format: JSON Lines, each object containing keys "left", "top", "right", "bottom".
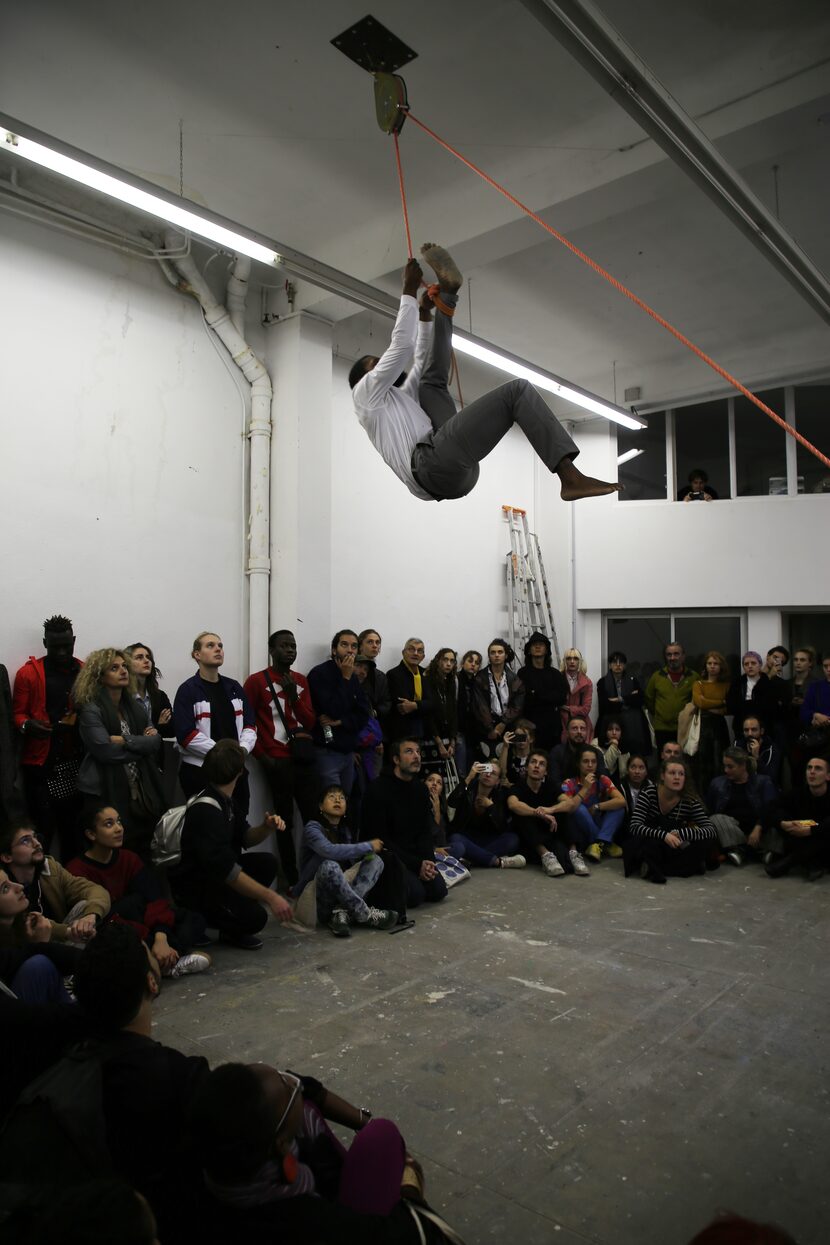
{"left": 3, "top": 0, "right": 830, "bottom": 409}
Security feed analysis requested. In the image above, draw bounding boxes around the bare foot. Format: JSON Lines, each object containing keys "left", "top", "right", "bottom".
{"left": 420, "top": 242, "right": 463, "bottom": 293}
{"left": 558, "top": 459, "right": 619, "bottom": 501}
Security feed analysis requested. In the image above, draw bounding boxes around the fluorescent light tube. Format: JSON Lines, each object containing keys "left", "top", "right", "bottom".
{"left": 451, "top": 334, "right": 646, "bottom": 430}
{"left": 616, "top": 447, "right": 645, "bottom": 465}
{"left": 2, "top": 129, "right": 279, "bottom": 266}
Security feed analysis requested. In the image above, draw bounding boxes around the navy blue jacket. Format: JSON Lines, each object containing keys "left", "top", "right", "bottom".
{"left": 307, "top": 660, "right": 370, "bottom": 753}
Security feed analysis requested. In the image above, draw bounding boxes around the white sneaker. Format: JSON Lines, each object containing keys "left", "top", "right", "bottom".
{"left": 569, "top": 849, "right": 590, "bottom": 877}
{"left": 171, "top": 952, "right": 211, "bottom": 978}
{"left": 499, "top": 854, "right": 527, "bottom": 869}
{"left": 542, "top": 851, "right": 565, "bottom": 877}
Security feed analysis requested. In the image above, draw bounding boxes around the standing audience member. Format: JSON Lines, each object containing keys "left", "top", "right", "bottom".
{"left": 678, "top": 468, "right": 717, "bottom": 501}
{"left": 174, "top": 632, "right": 257, "bottom": 816}
{"left": 728, "top": 651, "right": 785, "bottom": 739}
{"left": 507, "top": 750, "right": 590, "bottom": 876}
{"left": 295, "top": 786, "right": 397, "bottom": 936}
{"left": 799, "top": 654, "right": 830, "bottom": 757}
{"left": 357, "top": 629, "right": 392, "bottom": 730}
{"left": 560, "top": 746, "right": 625, "bottom": 861}
{"left": 624, "top": 759, "right": 716, "bottom": 883}
{"left": 447, "top": 761, "right": 525, "bottom": 869}
{"left": 1, "top": 821, "right": 110, "bottom": 942}
{"left": 456, "top": 649, "right": 483, "bottom": 773}
{"left": 168, "top": 739, "right": 292, "bottom": 950}
{"left": 498, "top": 719, "right": 536, "bottom": 786}
{"left": 124, "top": 643, "right": 173, "bottom": 735}
{"left": 559, "top": 648, "right": 593, "bottom": 741}
{"left": 517, "top": 632, "right": 567, "bottom": 751}
{"left": 12, "top": 614, "right": 84, "bottom": 853}
{"left": 785, "top": 648, "right": 819, "bottom": 759}
{"left": 75, "top": 649, "right": 166, "bottom": 858}
{"left": 424, "top": 647, "right": 458, "bottom": 765}
{"left": 474, "top": 638, "right": 522, "bottom": 756}
{"left": 762, "top": 645, "right": 791, "bottom": 752}
{"left": 362, "top": 738, "right": 448, "bottom": 908}
{"left": 692, "top": 651, "right": 731, "bottom": 794}
{"left": 706, "top": 748, "right": 777, "bottom": 867}
{"left": 244, "top": 629, "right": 317, "bottom": 886}
{"left": 67, "top": 803, "right": 210, "bottom": 976}
{"left": 353, "top": 657, "right": 386, "bottom": 783}
{"left": 386, "top": 638, "right": 435, "bottom": 743}
{"left": 736, "top": 715, "right": 782, "bottom": 785}
{"left": 645, "top": 643, "right": 698, "bottom": 754}
{"left": 596, "top": 651, "right": 651, "bottom": 757}
{"left": 766, "top": 756, "right": 830, "bottom": 881}
{"left": 308, "top": 630, "right": 370, "bottom": 796}
{"left": 548, "top": 718, "right": 607, "bottom": 788}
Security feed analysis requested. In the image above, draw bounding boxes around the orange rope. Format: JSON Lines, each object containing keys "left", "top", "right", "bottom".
{"left": 400, "top": 107, "right": 830, "bottom": 472}
{"left": 393, "top": 131, "right": 413, "bottom": 259}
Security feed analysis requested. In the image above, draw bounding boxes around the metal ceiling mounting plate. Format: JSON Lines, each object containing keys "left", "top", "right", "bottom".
{"left": 331, "top": 14, "right": 417, "bottom": 74}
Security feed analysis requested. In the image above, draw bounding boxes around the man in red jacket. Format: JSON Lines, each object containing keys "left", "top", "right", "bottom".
{"left": 12, "top": 614, "right": 83, "bottom": 854}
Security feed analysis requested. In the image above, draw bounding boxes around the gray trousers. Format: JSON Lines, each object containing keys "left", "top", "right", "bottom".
{"left": 315, "top": 856, "right": 383, "bottom": 924}
{"left": 411, "top": 293, "right": 578, "bottom": 501}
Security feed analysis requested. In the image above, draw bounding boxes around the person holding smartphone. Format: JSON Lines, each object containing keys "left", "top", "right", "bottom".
{"left": 446, "top": 762, "right": 525, "bottom": 868}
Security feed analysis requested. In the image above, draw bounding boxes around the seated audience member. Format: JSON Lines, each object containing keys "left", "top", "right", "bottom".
{"left": 560, "top": 745, "right": 626, "bottom": 861}
{"left": 244, "top": 629, "right": 318, "bottom": 886}
{"left": 645, "top": 643, "right": 699, "bottom": 755}
{"left": 799, "top": 653, "right": 830, "bottom": 751}
{"left": 357, "top": 628, "right": 392, "bottom": 725}
{"left": 424, "top": 647, "right": 458, "bottom": 764}
{"left": 736, "top": 715, "right": 782, "bottom": 785}
{"left": 174, "top": 631, "right": 257, "bottom": 816}
{"left": 591, "top": 717, "right": 628, "bottom": 783}
{"left": 618, "top": 754, "right": 654, "bottom": 825}
{"left": 691, "top": 651, "right": 731, "bottom": 794}
{"left": 456, "top": 649, "right": 483, "bottom": 773}
{"left": 424, "top": 771, "right": 450, "bottom": 849}
{"left": 766, "top": 756, "right": 830, "bottom": 881}
{"left": 168, "top": 739, "right": 292, "bottom": 949}
{"left": 447, "top": 761, "right": 525, "bottom": 869}
{"left": 559, "top": 648, "right": 593, "bottom": 741}
{"left": 1, "top": 822, "right": 109, "bottom": 942}
{"left": 308, "top": 630, "right": 370, "bottom": 796}
{"left": 124, "top": 642, "right": 173, "bottom": 735}
{"left": 386, "top": 638, "right": 435, "bottom": 743}
{"left": 67, "top": 804, "right": 210, "bottom": 976}
{"left": 624, "top": 758, "right": 717, "bottom": 883}
{"left": 648, "top": 738, "right": 684, "bottom": 778}
{"left": 362, "top": 739, "right": 448, "bottom": 908}
{"left": 474, "top": 638, "right": 523, "bottom": 757}
{"left": 74, "top": 648, "right": 166, "bottom": 859}
{"left": 4, "top": 1179, "right": 161, "bottom": 1245}
{"left": 0, "top": 868, "right": 80, "bottom": 1003}
{"left": 706, "top": 748, "right": 777, "bottom": 867}
{"left": 516, "top": 632, "right": 567, "bottom": 751}
{"left": 295, "top": 786, "right": 397, "bottom": 936}
{"left": 549, "top": 718, "right": 607, "bottom": 788}
{"left": 353, "top": 657, "right": 386, "bottom": 782}
{"left": 678, "top": 468, "right": 717, "bottom": 501}
{"left": 498, "top": 719, "right": 536, "bottom": 786}
{"left": 596, "top": 651, "right": 651, "bottom": 757}
{"left": 186, "top": 1062, "right": 440, "bottom": 1243}
{"left": 728, "top": 650, "right": 785, "bottom": 739}
{"left": 507, "top": 750, "right": 590, "bottom": 877}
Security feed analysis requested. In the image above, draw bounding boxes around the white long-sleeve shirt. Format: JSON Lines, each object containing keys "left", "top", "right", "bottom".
{"left": 352, "top": 295, "right": 434, "bottom": 500}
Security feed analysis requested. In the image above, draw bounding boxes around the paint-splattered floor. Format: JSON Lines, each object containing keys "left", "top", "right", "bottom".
{"left": 155, "top": 860, "right": 830, "bottom": 1244}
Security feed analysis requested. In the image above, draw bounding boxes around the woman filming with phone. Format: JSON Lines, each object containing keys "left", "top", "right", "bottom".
{"left": 446, "top": 762, "right": 526, "bottom": 869}
{"left": 498, "top": 719, "right": 536, "bottom": 787}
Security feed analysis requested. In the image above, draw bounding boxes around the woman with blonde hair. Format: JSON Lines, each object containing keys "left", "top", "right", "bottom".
{"left": 692, "top": 650, "right": 731, "bottom": 793}
{"left": 74, "top": 649, "right": 166, "bottom": 859}
{"left": 559, "top": 648, "right": 593, "bottom": 742}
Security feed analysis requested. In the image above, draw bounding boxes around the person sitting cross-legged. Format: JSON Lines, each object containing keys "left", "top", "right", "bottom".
{"left": 560, "top": 746, "right": 626, "bottom": 862}
{"left": 706, "top": 748, "right": 777, "bottom": 868}
{"left": 447, "top": 760, "right": 525, "bottom": 869}
{"left": 0, "top": 821, "right": 110, "bottom": 943}
{"left": 295, "top": 787, "right": 397, "bottom": 937}
{"left": 735, "top": 714, "right": 782, "bottom": 786}
{"left": 624, "top": 758, "right": 717, "bottom": 884}
{"left": 0, "top": 867, "right": 81, "bottom": 1004}
{"left": 66, "top": 803, "right": 211, "bottom": 977}
{"left": 507, "top": 750, "right": 590, "bottom": 877}
{"left": 765, "top": 756, "right": 830, "bottom": 882}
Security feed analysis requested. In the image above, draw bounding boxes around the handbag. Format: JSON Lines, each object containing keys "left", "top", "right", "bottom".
{"left": 677, "top": 701, "right": 700, "bottom": 754}
{"left": 433, "top": 853, "right": 470, "bottom": 888}
{"left": 45, "top": 758, "right": 80, "bottom": 801}
{"left": 266, "top": 671, "right": 316, "bottom": 766}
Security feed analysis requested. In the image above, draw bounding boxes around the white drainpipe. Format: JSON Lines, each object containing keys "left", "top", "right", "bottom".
{"left": 162, "top": 232, "right": 272, "bottom": 674}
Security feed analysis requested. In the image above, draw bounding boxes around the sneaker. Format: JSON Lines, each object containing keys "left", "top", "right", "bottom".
{"left": 171, "top": 952, "right": 211, "bottom": 978}
{"left": 726, "top": 850, "right": 743, "bottom": 868}
{"left": 499, "top": 854, "right": 527, "bottom": 869}
{"left": 329, "top": 909, "right": 351, "bottom": 938}
{"left": 218, "top": 931, "right": 263, "bottom": 950}
{"left": 585, "top": 843, "right": 602, "bottom": 862}
{"left": 603, "top": 843, "right": 623, "bottom": 858}
{"left": 807, "top": 867, "right": 825, "bottom": 883}
{"left": 763, "top": 851, "right": 774, "bottom": 865}
{"left": 569, "top": 849, "right": 590, "bottom": 877}
{"left": 765, "top": 854, "right": 793, "bottom": 879}
{"left": 542, "top": 851, "right": 565, "bottom": 877}
{"left": 360, "top": 907, "right": 399, "bottom": 930}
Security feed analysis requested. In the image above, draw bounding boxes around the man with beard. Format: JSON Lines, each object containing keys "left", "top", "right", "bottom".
{"left": 0, "top": 821, "right": 109, "bottom": 942}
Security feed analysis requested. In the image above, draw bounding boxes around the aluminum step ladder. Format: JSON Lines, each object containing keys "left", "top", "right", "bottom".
{"left": 503, "top": 505, "right": 561, "bottom": 664}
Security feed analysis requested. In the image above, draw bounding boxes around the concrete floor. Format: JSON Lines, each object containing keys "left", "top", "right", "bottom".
{"left": 154, "top": 861, "right": 830, "bottom": 1244}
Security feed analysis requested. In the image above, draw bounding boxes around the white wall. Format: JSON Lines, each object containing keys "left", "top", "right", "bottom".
{"left": 0, "top": 214, "right": 247, "bottom": 691}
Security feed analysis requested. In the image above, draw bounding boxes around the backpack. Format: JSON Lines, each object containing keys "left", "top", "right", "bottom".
{"left": 151, "top": 792, "right": 220, "bottom": 869}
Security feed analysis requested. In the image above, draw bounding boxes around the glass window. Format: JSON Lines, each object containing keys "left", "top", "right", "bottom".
{"left": 674, "top": 399, "right": 729, "bottom": 501}
{"left": 785, "top": 612, "right": 830, "bottom": 666}
{"left": 606, "top": 616, "right": 670, "bottom": 686}
{"left": 794, "top": 385, "right": 830, "bottom": 495}
{"left": 617, "top": 412, "right": 666, "bottom": 501}
{"left": 734, "top": 389, "right": 787, "bottom": 496}
{"left": 674, "top": 616, "right": 742, "bottom": 682}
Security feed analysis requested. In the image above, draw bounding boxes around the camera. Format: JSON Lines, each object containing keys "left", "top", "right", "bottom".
{"left": 513, "top": 731, "right": 527, "bottom": 742}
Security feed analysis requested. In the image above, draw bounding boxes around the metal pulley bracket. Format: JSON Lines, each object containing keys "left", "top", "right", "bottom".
{"left": 374, "top": 72, "right": 409, "bottom": 135}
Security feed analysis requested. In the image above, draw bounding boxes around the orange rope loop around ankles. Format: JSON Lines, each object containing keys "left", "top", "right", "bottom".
{"left": 394, "top": 106, "right": 830, "bottom": 472}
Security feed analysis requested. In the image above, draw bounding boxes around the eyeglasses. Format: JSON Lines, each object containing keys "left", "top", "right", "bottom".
{"left": 274, "top": 1071, "right": 302, "bottom": 1136}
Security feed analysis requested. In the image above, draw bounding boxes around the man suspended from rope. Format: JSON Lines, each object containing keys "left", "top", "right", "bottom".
{"left": 349, "top": 243, "right": 618, "bottom": 503}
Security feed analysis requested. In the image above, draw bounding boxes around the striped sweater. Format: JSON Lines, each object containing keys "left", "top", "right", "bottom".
{"left": 628, "top": 785, "right": 715, "bottom": 842}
